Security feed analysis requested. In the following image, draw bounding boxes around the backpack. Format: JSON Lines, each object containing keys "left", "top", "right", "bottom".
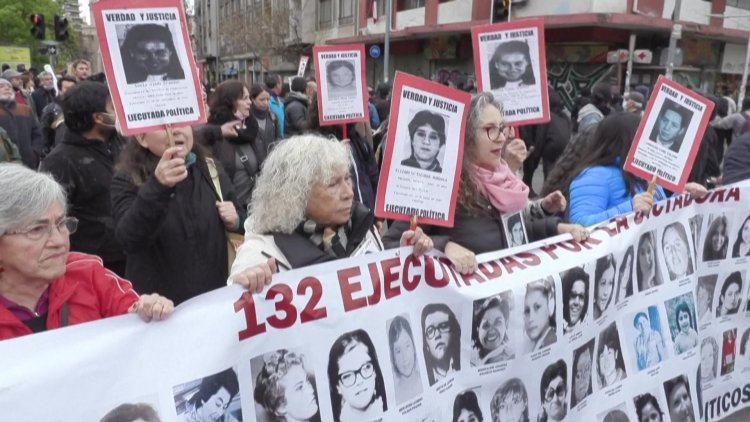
{"left": 0, "top": 126, "right": 21, "bottom": 163}
{"left": 740, "top": 111, "right": 750, "bottom": 136}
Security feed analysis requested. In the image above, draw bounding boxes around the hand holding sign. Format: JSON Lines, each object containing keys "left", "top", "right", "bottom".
{"left": 154, "top": 146, "right": 188, "bottom": 187}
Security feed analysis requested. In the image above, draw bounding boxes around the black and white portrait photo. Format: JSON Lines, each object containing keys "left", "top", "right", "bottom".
{"left": 696, "top": 275, "right": 717, "bottom": 323}
{"left": 633, "top": 392, "right": 666, "bottom": 422}
{"left": 571, "top": 339, "right": 594, "bottom": 407}
{"left": 689, "top": 214, "right": 703, "bottom": 262}
{"left": 387, "top": 314, "right": 423, "bottom": 404}
{"left": 615, "top": 246, "right": 635, "bottom": 303}
{"left": 703, "top": 214, "right": 729, "bottom": 261}
{"left": 503, "top": 212, "right": 527, "bottom": 248}
{"left": 400, "top": 109, "right": 446, "bottom": 173}
{"left": 732, "top": 214, "right": 750, "bottom": 257}
{"left": 561, "top": 266, "right": 589, "bottom": 334}
{"left": 716, "top": 271, "right": 743, "bottom": 317}
{"left": 596, "top": 322, "right": 627, "bottom": 388}
{"left": 648, "top": 98, "right": 693, "bottom": 153}
{"left": 661, "top": 222, "right": 694, "bottom": 281}
{"left": 665, "top": 293, "right": 699, "bottom": 355}
{"left": 118, "top": 23, "right": 186, "bottom": 84}
{"left": 596, "top": 404, "right": 629, "bottom": 422}
{"left": 452, "top": 389, "right": 483, "bottom": 422}
{"left": 490, "top": 378, "right": 530, "bottom": 422}
{"left": 172, "top": 367, "right": 241, "bottom": 422}
{"left": 739, "top": 328, "right": 750, "bottom": 371}
{"left": 523, "top": 277, "right": 557, "bottom": 353}
{"left": 251, "top": 349, "right": 321, "bottom": 422}
{"left": 700, "top": 336, "right": 719, "bottom": 384}
{"left": 99, "top": 403, "right": 161, "bottom": 422}
{"left": 593, "top": 254, "right": 616, "bottom": 319}
{"left": 629, "top": 306, "right": 667, "bottom": 371}
{"left": 327, "top": 329, "right": 388, "bottom": 422}
{"left": 489, "top": 41, "right": 536, "bottom": 89}
{"left": 663, "top": 375, "right": 696, "bottom": 422}
{"left": 537, "top": 359, "right": 568, "bottom": 422}
{"left": 471, "top": 293, "right": 515, "bottom": 366}
{"left": 421, "top": 303, "right": 461, "bottom": 385}
{"left": 637, "top": 231, "right": 663, "bottom": 291}
{"left": 325, "top": 60, "right": 357, "bottom": 98}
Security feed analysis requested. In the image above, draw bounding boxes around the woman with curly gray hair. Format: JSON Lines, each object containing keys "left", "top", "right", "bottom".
{"left": 229, "top": 134, "right": 433, "bottom": 292}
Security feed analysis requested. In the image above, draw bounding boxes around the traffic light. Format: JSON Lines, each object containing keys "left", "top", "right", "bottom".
{"left": 492, "top": 0, "right": 510, "bottom": 23}
{"left": 30, "top": 14, "right": 45, "bottom": 40}
{"left": 54, "top": 15, "right": 69, "bottom": 41}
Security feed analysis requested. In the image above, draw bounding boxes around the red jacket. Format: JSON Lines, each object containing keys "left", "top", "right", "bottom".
{"left": 0, "top": 252, "right": 139, "bottom": 341}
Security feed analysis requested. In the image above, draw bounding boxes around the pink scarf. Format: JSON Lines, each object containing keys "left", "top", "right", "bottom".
{"left": 470, "top": 163, "right": 529, "bottom": 214}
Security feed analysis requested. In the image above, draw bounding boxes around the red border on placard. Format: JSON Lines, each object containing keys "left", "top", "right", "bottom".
{"left": 375, "top": 71, "right": 471, "bottom": 227}
{"left": 471, "top": 18, "right": 550, "bottom": 126}
{"left": 313, "top": 44, "right": 370, "bottom": 127}
{"left": 92, "top": 0, "right": 206, "bottom": 136}
{"left": 624, "top": 75, "right": 714, "bottom": 193}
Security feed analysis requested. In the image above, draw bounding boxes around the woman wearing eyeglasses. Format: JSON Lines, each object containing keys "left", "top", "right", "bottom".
{"left": 327, "top": 329, "right": 387, "bottom": 422}
{"left": 384, "top": 92, "right": 587, "bottom": 275}
{"left": 422, "top": 303, "right": 462, "bottom": 385}
{"left": 538, "top": 359, "right": 568, "bottom": 422}
{"left": 0, "top": 164, "right": 173, "bottom": 341}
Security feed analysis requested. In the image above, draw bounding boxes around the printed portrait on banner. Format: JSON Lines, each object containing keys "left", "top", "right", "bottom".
{"left": 313, "top": 44, "right": 368, "bottom": 126}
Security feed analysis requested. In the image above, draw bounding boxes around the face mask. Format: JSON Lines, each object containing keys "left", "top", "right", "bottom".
{"left": 97, "top": 112, "right": 118, "bottom": 128}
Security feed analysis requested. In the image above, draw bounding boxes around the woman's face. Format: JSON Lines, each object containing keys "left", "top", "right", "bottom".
{"left": 278, "top": 364, "right": 318, "bottom": 421}
{"left": 305, "top": 167, "right": 354, "bottom": 227}
{"left": 639, "top": 238, "right": 654, "bottom": 274}
{"left": 411, "top": 123, "right": 441, "bottom": 163}
{"left": 637, "top": 316, "right": 649, "bottom": 335}
{"left": 574, "top": 350, "right": 592, "bottom": 402}
{"left": 494, "top": 52, "right": 529, "bottom": 82}
{"left": 471, "top": 105, "right": 508, "bottom": 170}
{"left": 133, "top": 40, "right": 172, "bottom": 75}
{"left": 697, "top": 286, "right": 710, "bottom": 314}
{"left": 524, "top": 289, "right": 550, "bottom": 342}
{"left": 700, "top": 344, "right": 715, "bottom": 378}
{"left": 568, "top": 280, "right": 586, "bottom": 325}
{"left": 721, "top": 282, "right": 741, "bottom": 313}
{"left": 136, "top": 125, "right": 194, "bottom": 160}
{"left": 639, "top": 402, "right": 662, "bottom": 422}
{"left": 542, "top": 375, "right": 567, "bottom": 420}
{"left": 425, "top": 311, "right": 453, "bottom": 362}
{"left": 711, "top": 222, "right": 727, "bottom": 252}
{"left": 337, "top": 343, "right": 376, "bottom": 411}
{"left": 330, "top": 65, "right": 355, "bottom": 88}
{"left": 741, "top": 219, "right": 750, "bottom": 243}
{"left": 596, "top": 266, "right": 615, "bottom": 312}
{"left": 479, "top": 306, "right": 507, "bottom": 352}
{"left": 663, "top": 227, "right": 689, "bottom": 277}
{"left": 197, "top": 387, "right": 231, "bottom": 422}
{"left": 0, "top": 202, "right": 69, "bottom": 285}
{"left": 392, "top": 329, "right": 416, "bottom": 378}
{"left": 620, "top": 253, "right": 633, "bottom": 290}
{"left": 252, "top": 90, "right": 271, "bottom": 111}
{"left": 678, "top": 310, "right": 691, "bottom": 333}
{"left": 668, "top": 383, "right": 694, "bottom": 422}
{"left": 495, "top": 392, "right": 526, "bottom": 422}
{"left": 233, "top": 87, "right": 252, "bottom": 118}
{"left": 599, "top": 345, "right": 618, "bottom": 379}
{"left": 511, "top": 222, "right": 524, "bottom": 245}
{"left": 456, "top": 409, "right": 480, "bottom": 422}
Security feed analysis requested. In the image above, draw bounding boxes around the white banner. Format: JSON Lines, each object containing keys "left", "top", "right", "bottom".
{"left": 1, "top": 184, "right": 749, "bottom": 422}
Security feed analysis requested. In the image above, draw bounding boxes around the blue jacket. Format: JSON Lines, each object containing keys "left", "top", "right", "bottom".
{"left": 368, "top": 102, "right": 381, "bottom": 129}
{"left": 269, "top": 94, "right": 285, "bottom": 138}
{"left": 569, "top": 164, "right": 666, "bottom": 226}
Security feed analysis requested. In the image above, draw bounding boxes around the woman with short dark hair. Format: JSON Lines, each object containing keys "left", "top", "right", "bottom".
{"left": 452, "top": 390, "right": 483, "bottom": 422}
{"left": 120, "top": 23, "right": 185, "bottom": 84}
{"left": 182, "top": 368, "right": 240, "bottom": 422}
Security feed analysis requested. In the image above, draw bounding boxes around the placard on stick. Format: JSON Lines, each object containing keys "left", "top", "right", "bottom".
{"left": 375, "top": 72, "right": 471, "bottom": 227}
{"left": 93, "top": 0, "right": 206, "bottom": 136}
{"left": 313, "top": 44, "right": 369, "bottom": 126}
{"left": 471, "top": 18, "right": 549, "bottom": 125}
{"left": 624, "top": 75, "right": 714, "bottom": 193}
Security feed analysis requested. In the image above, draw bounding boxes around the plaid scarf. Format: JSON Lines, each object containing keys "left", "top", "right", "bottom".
{"left": 297, "top": 219, "right": 350, "bottom": 259}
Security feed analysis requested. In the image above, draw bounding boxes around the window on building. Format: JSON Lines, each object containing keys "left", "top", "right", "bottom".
{"left": 397, "top": 0, "right": 426, "bottom": 11}
{"left": 727, "top": 0, "right": 750, "bottom": 10}
{"left": 339, "top": 0, "right": 354, "bottom": 24}
{"left": 319, "top": 0, "right": 333, "bottom": 28}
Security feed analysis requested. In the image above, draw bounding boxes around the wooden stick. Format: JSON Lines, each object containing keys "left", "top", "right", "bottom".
{"left": 165, "top": 124, "right": 175, "bottom": 148}
{"left": 646, "top": 174, "right": 658, "bottom": 195}
{"left": 408, "top": 215, "right": 418, "bottom": 246}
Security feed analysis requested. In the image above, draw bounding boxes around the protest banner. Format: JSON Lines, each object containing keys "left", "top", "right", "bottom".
{"left": 297, "top": 55, "right": 310, "bottom": 77}
{"left": 313, "top": 44, "right": 369, "bottom": 126}
{"left": 624, "top": 75, "right": 714, "bottom": 193}
{"left": 375, "top": 72, "right": 470, "bottom": 227}
{"left": 2, "top": 183, "right": 750, "bottom": 422}
{"left": 471, "top": 18, "right": 549, "bottom": 125}
{"left": 92, "top": 0, "right": 206, "bottom": 136}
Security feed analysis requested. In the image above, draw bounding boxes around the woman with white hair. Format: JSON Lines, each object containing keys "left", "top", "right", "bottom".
{"left": 0, "top": 163, "right": 173, "bottom": 341}
{"left": 230, "top": 135, "right": 432, "bottom": 292}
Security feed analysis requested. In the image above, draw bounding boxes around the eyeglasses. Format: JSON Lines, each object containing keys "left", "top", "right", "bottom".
{"left": 425, "top": 321, "right": 452, "bottom": 339}
{"left": 544, "top": 384, "right": 566, "bottom": 402}
{"left": 5, "top": 217, "right": 78, "bottom": 241}
{"left": 482, "top": 125, "right": 511, "bottom": 142}
{"left": 338, "top": 362, "right": 374, "bottom": 387}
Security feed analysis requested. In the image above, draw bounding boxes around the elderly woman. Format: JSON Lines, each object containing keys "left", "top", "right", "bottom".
{"left": 0, "top": 164, "right": 172, "bottom": 341}
{"left": 111, "top": 126, "right": 245, "bottom": 305}
{"left": 229, "top": 135, "right": 431, "bottom": 292}
{"left": 384, "top": 92, "right": 586, "bottom": 275}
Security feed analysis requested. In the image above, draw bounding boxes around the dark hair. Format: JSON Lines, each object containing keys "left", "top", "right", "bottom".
{"left": 491, "top": 379, "right": 529, "bottom": 422}
{"left": 662, "top": 222, "right": 694, "bottom": 279}
{"left": 732, "top": 215, "right": 750, "bottom": 257}
{"left": 471, "top": 296, "right": 510, "bottom": 358}
{"left": 616, "top": 246, "right": 634, "bottom": 302}
{"left": 453, "top": 390, "right": 483, "bottom": 422}
{"left": 249, "top": 83, "right": 267, "bottom": 100}
{"left": 593, "top": 254, "right": 616, "bottom": 318}
{"left": 62, "top": 81, "right": 111, "bottom": 134}
{"left": 562, "top": 267, "right": 589, "bottom": 324}
{"left": 539, "top": 359, "right": 567, "bottom": 398}
{"left": 264, "top": 74, "right": 280, "bottom": 90}
{"left": 718, "top": 271, "right": 743, "bottom": 315}
{"left": 58, "top": 75, "right": 79, "bottom": 91}
{"left": 376, "top": 82, "right": 390, "bottom": 98}
{"left": 703, "top": 215, "right": 728, "bottom": 261}
{"left": 636, "top": 231, "right": 661, "bottom": 290}
{"left": 571, "top": 340, "right": 594, "bottom": 407}
{"left": 660, "top": 99, "right": 691, "bottom": 126}
{"left": 408, "top": 110, "right": 446, "bottom": 146}
{"left": 541, "top": 123, "right": 598, "bottom": 199}
{"left": 388, "top": 315, "right": 416, "bottom": 377}
{"left": 100, "top": 403, "right": 161, "bottom": 422}
{"left": 741, "top": 329, "right": 750, "bottom": 355}
{"left": 326, "top": 60, "right": 355, "bottom": 88}
{"left": 674, "top": 301, "right": 695, "bottom": 332}
{"left": 591, "top": 82, "right": 613, "bottom": 113}
{"left": 291, "top": 76, "right": 307, "bottom": 93}
{"left": 421, "top": 303, "right": 461, "bottom": 385}
{"left": 120, "top": 23, "right": 184, "bottom": 83}
{"left": 188, "top": 368, "right": 240, "bottom": 411}
{"left": 208, "top": 80, "right": 247, "bottom": 124}
{"left": 603, "top": 410, "right": 629, "bottom": 422}
{"left": 635, "top": 393, "right": 663, "bottom": 421}
{"left": 597, "top": 324, "right": 626, "bottom": 386}
{"left": 489, "top": 40, "right": 535, "bottom": 88}
{"left": 327, "top": 329, "right": 387, "bottom": 422}
{"left": 664, "top": 375, "right": 691, "bottom": 411}
{"left": 633, "top": 312, "right": 649, "bottom": 329}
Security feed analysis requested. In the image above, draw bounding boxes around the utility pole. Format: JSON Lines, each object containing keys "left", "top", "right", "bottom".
{"left": 384, "top": 0, "right": 391, "bottom": 82}
{"left": 664, "top": 0, "right": 682, "bottom": 80}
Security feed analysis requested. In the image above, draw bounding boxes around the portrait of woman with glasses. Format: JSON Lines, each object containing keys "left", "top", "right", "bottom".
{"left": 400, "top": 110, "right": 447, "bottom": 173}
{"left": 537, "top": 359, "right": 568, "bottom": 422}
{"left": 119, "top": 23, "right": 186, "bottom": 84}
{"left": 421, "top": 303, "right": 462, "bottom": 386}
{"left": 326, "top": 329, "right": 387, "bottom": 422}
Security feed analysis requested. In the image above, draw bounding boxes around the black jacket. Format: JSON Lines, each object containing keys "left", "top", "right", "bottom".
{"left": 383, "top": 196, "right": 561, "bottom": 255}
{"left": 0, "top": 100, "right": 43, "bottom": 168}
{"left": 41, "top": 130, "right": 126, "bottom": 264}
{"left": 31, "top": 87, "right": 55, "bottom": 118}
{"left": 724, "top": 131, "right": 750, "bottom": 185}
{"left": 284, "top": 92, "right": 309, "bottom": 137}
{"left": 348, "top": 125, "right": 379, "bottom": 210}
{"left": 111, "top": 160, "right": 246, "bottom": 305}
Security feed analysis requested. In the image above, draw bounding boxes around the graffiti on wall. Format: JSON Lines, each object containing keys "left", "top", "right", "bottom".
{"left": 547, "top": 63, "right": 615, "bottom": 110}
